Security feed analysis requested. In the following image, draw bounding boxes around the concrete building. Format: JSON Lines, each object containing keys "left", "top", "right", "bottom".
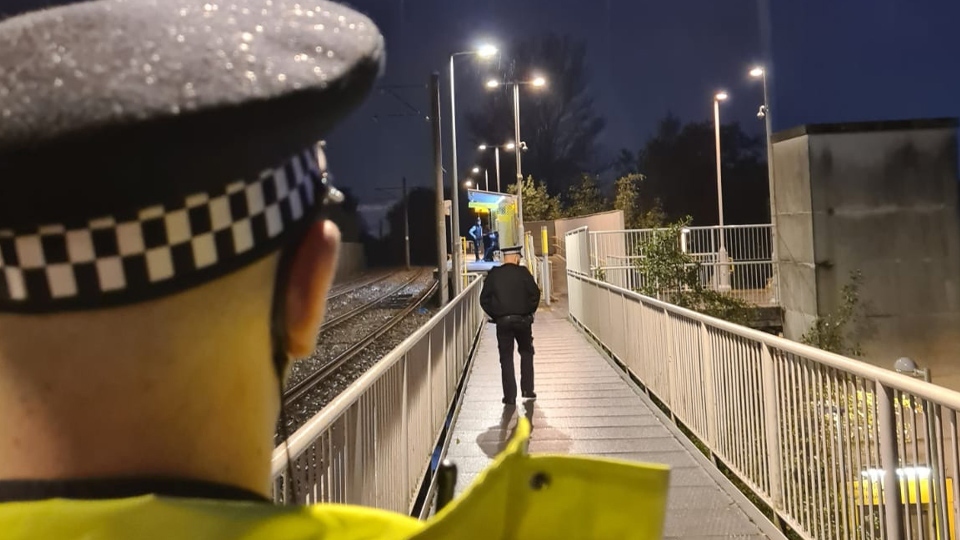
{"left": 772, "top": 118, "right": 960, "bottom": 388}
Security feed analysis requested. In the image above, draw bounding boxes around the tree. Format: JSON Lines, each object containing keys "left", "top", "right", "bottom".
{"left": 508, "top": 175, "right": 561, "bottom": 221}
{"left": 564, "top": 173, "right": 608, "bottom": 217}
{"left": 634, "top": 218, "right": 756, "bottom": 325}
{"left": 801, "top": 270, "right": 870, "bottom": 356}
{"left": 620, "top": 113, "right": 769, "bottom": 226}
{"left": 467, "top": 33, "right": 606, "bottom": 197}
{"left": 613, "top": 173, "right": 666, "bottom": 229}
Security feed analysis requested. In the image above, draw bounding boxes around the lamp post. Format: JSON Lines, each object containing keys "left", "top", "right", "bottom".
{"left": 485, "top": 76, "right": 546, "bottom": 248}
{"left": 713, "top": 91, "right": 731, "bottom": 290}
{"left": 479, "top": 142, "right": 518, "bottom": 192}
{"left": 470, "top": 166, "right": 488, "bottom": 191}
{"left": 449, "top": 43, "right": 497, "bottom": 296}
{"left": 751, "top": 65, "right": 780, "bottom": 303}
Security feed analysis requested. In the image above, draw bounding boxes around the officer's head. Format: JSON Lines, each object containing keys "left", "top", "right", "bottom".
{"left": 502, "top": 246, "right": 522, "bottom": 265}
{"left": 0, "top": 0, "right": 383, "bottom": 494}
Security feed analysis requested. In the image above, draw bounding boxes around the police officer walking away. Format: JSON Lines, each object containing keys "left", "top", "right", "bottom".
{"left": 480, "top": 246, "right": 541, "bottom": 404}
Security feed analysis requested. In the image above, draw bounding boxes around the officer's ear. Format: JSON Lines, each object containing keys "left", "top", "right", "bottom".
{"left": 284, "top": 220, "right": 341, "bottom": 357}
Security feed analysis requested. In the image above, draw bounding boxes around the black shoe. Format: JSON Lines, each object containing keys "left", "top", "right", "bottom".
{"left": 502, "top": 397, "right": 515, "bottom": 405}
{"left": 522, "top": 392, "right": 537, "bottom": 399}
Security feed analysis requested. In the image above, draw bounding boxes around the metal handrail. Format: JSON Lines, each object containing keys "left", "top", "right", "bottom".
{"left": 271, "top": 275, "right": 485, "bottom": 512}
{"left": 572, "top": 271, "right": 960, "bottom": 408}
{"left": 567, "top": 225, "right": 960, "bottom": 540}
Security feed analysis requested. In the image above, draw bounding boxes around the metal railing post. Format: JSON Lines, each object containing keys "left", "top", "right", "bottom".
{"left": 761, "top": 343, "right": 783, "bottom": 511}
{"left": 877, "top": 381, "right": 904, "bottom": 540}
{"left": 700, "top": 321, "right": 718, "bottom": 451}
{"left": 662, "top": 306, "right": 677, "bottom": 412}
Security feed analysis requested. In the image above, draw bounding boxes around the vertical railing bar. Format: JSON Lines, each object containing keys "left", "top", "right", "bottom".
{"left": 834, "top": 371, "right": 853, "bottom": 540}
{"left": 696, "top": 322, "right": 712, "bottom": 447}
{"left": 893, "top": 389, "right": 920, "bottom": 540}
{"left": 878, "top": 382, "right": 905, "bottom": 540}
{"left": 797, "top": 358, "right": 823, "bottom": 538}
{"left": 949, "top": 410, "right": 960, "bottom": 540}
{"left": 828, "top": 369, "right": 847, "bottom": 540}
{"left": 762, "top": 342, "right": 783, "bottom": 512}
{"left": 811, "top": 363, "right": 829, "bottom": 539}
{"left": 775, "top": 351, "right": 795, "bottom": 521}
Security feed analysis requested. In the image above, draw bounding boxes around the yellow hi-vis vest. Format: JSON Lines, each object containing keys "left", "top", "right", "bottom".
{"left": 0, "top": 419, "right": 670, "bottom": 539}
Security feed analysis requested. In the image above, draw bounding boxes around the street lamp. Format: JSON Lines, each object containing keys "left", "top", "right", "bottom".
{"left": 449, "top": 43, "right": 498, "bottom": 295}
{"left": 713, "top": 90, "right": 731, "bottom": 290}
{"left": 477, "top": 142, "right": 520, "bottom": 192}
{"left": 485, "top": 74, "right": 548, "bottom": 248}
{"left": 469, "top": 166, "right": 489, "bottom": 190}
{"left": 750, "top": 65, "right": 780, "bottom": 303}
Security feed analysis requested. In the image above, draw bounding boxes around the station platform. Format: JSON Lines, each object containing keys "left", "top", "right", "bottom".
{"left": 443, "top": 303, "right": 782, "bottom": 539}
{"left": 465, "top": 260, "right": 501, "bottom": 272}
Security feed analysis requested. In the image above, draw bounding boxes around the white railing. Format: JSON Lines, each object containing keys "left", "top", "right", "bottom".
{"left": 565, "top": 226, "right": 591, "bottom": 277}
{"left": 271, "top": 275, "right": 485, "bottom": 514}
{"left": 590, "top": 225, "right": 777, "bottom": 306}
{"left": 567, "top": 230, "right": 960, "bottom": 540}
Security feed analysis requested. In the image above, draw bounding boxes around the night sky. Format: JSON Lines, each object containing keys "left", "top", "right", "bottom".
{"left": 322, "top": 0, "right": 960, "bottom": 228}
{"left": 3, "top": 0, "right": 958, "bottom": 229}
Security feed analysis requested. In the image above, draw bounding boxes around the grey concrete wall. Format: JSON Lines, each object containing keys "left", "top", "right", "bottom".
{"left": 776, "top": 120, "right": 960, "bottom": 389}
{"left": 806, "top": 127, "right": 960, "bottom": 388}
{"left": 333, "top": 242, "right": 366, "bottom": 284}
{"left": 525, "top": 220, "right": 557, "bottom": 256}
{"left": 772, "top": 135, "right": 818, "bottom": 340}
{"left": 554, "top": 210, "right": 625, "bottom": 256}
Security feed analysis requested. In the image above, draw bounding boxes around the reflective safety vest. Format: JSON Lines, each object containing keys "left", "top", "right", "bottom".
{"left": 0, "top": 420, "right": 669, "bottom": 539}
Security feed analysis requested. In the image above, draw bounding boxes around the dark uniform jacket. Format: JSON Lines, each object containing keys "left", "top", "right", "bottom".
{"left": 480, "top": 263, "right": 541, "bottom": 320}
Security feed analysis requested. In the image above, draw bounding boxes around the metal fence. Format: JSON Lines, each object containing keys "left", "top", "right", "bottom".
{"left": 270, "top": 275, "right": 485, "bottom": 514}
{"left": 567, "top": 231, "right": 960, "bottom": 540}
{"left": 589, "top": 224, "right": 777, "bottom": 306}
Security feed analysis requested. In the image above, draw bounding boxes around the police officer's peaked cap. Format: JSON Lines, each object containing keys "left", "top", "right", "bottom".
{"left": 0, "top": 0, "right": 384, "bottom": 313}
{"left": 501, "top": 245, "right": 522, "bottom": 255}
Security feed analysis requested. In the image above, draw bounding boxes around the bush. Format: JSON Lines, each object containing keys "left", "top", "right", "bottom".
{"left": 633, "top": 218, "right": 757, "bottom": 325}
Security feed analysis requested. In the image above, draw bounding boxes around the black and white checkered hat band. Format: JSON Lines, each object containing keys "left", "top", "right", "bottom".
{"left": 0, "top": 148, "right": 328, "bottom": 312}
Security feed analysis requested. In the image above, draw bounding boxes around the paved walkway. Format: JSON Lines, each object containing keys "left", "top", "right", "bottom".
{"left": 443, "top": 306, "right": 781, "bottom": 539}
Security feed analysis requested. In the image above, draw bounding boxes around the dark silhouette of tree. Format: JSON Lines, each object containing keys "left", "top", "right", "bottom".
{"left": 619, "top": 113, "right": 769, "bottom": 226}
{"left": 564, "top": 173, "right": 608, "bottom": 217}
{"left": 467, "top": 33, "right": 606, "bottom": 197}
{"left": 504, "top": 175, "right": 562, "bottom": 221}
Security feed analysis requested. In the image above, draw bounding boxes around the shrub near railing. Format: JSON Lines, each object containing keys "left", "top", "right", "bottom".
{"left": 631, "top": 219, "right": 756, "bottom": 325}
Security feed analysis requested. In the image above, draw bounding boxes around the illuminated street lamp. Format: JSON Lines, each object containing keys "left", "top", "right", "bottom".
{"left": 750, "top": 65, "right": 780, "bottom": 303}
{"left": 485, "top": 75, "right": 548, "bottom": 245}
{"left": 713, "top": 90, "right": 731, "bottom": 290}
{"left": 477, "top": 142, "right": 520, "bottom": 192}
{"left": 447, "top": 42, "right": 498, "bottom": 295}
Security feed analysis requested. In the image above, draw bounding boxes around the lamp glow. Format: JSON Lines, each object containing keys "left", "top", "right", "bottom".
{"left": 486, "top": 79, "right": 499, "bottom": 88}
{"left": 749, "top": 67, "right": 764, "bottom": 78}
{"left": 531, "top": 76, "right": 547, "bottom": 87}
{"left": 715, "top": 91, "right": 729, "bottom": 101}
{"left": 477, "top": 44, "right": 498, "bottom": 58}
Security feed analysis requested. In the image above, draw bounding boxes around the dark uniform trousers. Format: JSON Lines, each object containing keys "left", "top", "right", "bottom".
{"left": 495, "top": 314, "right": 535, "bottom": 400}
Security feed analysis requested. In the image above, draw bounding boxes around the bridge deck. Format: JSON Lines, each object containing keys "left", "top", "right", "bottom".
{"left": 443, "top": 304, "right": 781, "bottom": 539}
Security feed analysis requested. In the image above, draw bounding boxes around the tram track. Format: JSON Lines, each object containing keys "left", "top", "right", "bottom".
{"left": 282, "top": 276, "right": 438, "bottom": 408}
